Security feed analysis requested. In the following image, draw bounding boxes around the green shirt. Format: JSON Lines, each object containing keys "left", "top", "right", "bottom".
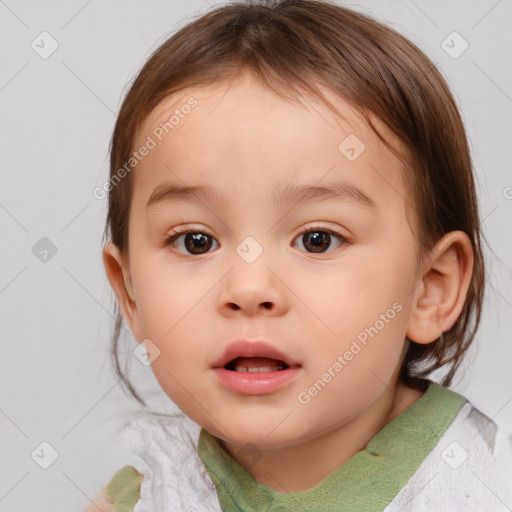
{"left": 104, "top": 465, "right": 144, "bottom": 511}
{"left": 104, "top": 380, "right": 466, "bottom": 511}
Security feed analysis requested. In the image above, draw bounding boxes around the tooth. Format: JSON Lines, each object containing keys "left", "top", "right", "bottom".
{"left": 230, "top": 357, "right": 286, "bottom": 372}
{"left": 234, "top": 364, "right": 285, "bottom": 372}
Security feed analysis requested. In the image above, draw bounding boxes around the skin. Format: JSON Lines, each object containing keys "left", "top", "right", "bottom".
{"left": 103, "top": 71, "right": 474, "bottom": 493}
{"left": 83, "top": 489, "right": 112, "bottom": 512}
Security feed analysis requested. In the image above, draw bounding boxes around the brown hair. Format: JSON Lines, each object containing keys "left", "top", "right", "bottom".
{"left": 103, "top": 0, "right": 485, "bottom": 406}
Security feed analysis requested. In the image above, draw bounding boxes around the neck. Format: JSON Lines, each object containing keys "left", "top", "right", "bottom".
{"left": 218, "top": 378, "right": 425, "bottom": 493}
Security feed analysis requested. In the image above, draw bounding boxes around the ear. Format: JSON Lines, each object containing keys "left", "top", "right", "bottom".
{"left": 406, "top": 231, "right": 474, "bottom": 344}
{"left": 102, "top": 243, "right": 142, "bottom": 342}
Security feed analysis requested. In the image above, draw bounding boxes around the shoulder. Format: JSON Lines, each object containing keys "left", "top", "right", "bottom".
{"left": 110, "top": 411, "right": 221, "bottom": 511}
{"left": 81, "top": 487, "right": 114, "bottom": 512}
{"left": 82, "top": 465, "right": 143, "bottom": 512}
{"left": 386, "top": 400, "right": 512, "bottom": 511}
{"left": 105, "top": 465, "right": 144, "bottom": 508}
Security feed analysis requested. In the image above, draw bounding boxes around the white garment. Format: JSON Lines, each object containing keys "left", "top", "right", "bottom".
{"left": 117, "top": 411, "right": 221, "bottom": 512}
{"left": 383, "top": 403, "right": 512, "bottom": 512}
{"left": 115, "top": 402, "right": 512, "bottom": 512}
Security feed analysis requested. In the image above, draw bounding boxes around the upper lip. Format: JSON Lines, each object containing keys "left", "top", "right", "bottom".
{"left": 212, "top": 340, "right": 301, "bottom": 369}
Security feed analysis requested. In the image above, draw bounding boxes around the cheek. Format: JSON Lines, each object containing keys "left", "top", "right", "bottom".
{"left": 298, "top": 261, "right": 400, "bottom": 331}
{"left": 132, "top": 262, "right": 215, "bottom": 360}
{"left": 294, "top": 345, "right": 401, "bottom": 439}
{"left": 132, "top": 256, "right": 197, "bottom": 335}
{"left": 298, "top": 261, "right": 411, "bottom": 378}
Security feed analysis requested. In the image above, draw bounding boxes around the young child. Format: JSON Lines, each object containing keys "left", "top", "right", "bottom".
{"left": 86, "top": 0, "right": 512, "bottom": 510}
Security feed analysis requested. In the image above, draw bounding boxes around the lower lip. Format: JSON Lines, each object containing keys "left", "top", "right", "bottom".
{"left": 212, "top": 366, "right": 301, "bottom": 394}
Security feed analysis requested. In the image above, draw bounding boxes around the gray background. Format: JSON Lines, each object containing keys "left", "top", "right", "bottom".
{"left": 1, "top": 0, "right": 511, "bottom": 510}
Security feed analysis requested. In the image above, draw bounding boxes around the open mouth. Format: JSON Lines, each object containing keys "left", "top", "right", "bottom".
{"left": 224, "top": 357, "right": 289, "bottom": 373}
{"left": 214, "top": 347, "right": 301, "bottom": 393}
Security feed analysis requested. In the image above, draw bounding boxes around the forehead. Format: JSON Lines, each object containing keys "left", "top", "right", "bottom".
{"left": 131, "top": 75, "right": 410, "bottom": 218}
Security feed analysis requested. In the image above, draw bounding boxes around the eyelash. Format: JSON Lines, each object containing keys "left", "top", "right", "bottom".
{"left": 163, "top": 224, "right": 348, "bottom": 255}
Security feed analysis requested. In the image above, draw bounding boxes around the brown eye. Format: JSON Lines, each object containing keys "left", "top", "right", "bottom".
{"left": 164, "top": 230, "right": 218, "bottom": 255}
{"left": 293, "top": 227, "right": 346, "bottom": 254}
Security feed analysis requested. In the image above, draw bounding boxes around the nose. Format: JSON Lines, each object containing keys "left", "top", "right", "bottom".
{"left": 217, "top": 258, "right": 288, "bottom": 317}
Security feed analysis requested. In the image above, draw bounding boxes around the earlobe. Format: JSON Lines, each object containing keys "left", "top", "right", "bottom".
{"left": 102, "top": 243, "right": 142, "bottom": 341}
{"left": 406, "top": 231, "right": 474, "bottom": 345}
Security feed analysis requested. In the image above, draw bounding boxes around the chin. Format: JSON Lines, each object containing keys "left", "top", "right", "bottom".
{"left": 208, "top": 419, "right": 308, "bottom": 451}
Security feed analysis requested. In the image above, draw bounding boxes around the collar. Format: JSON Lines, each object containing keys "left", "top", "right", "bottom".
{"left": 197, "top": 380, "right": 467, "bottom": 511}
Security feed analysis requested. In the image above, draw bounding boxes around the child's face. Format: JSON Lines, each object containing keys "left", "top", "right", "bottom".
{"left": 117, "top": 73, "right": 425, "bottom": 448}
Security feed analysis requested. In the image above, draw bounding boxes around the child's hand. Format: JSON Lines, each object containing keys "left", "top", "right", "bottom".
{"left": 81, "top": 488, "right": 113, "bottom": 512}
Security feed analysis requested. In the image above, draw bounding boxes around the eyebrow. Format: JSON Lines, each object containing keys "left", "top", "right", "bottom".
{"left": 146, "top": 180, "right": 377, "bottom": 212}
